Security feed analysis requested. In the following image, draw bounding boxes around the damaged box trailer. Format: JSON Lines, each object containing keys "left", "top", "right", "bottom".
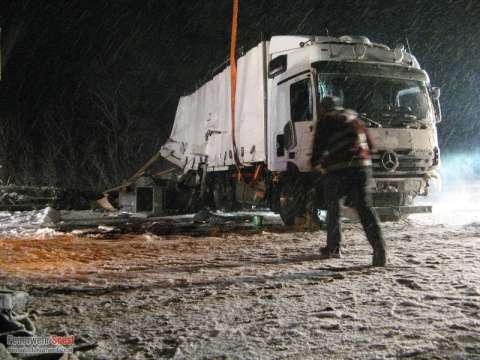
{"left": 160, "top": 35, "right": 442, "bottom": 224}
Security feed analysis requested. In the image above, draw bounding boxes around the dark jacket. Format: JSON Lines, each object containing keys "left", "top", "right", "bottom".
{"left": 311, "top": 108, "right": 374, "bottom": 173}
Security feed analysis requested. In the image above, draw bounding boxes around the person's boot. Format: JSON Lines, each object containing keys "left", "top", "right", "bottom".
{"left": 372, "top": 249, "right": 387, "bottom": 267}
{"left": 319, "top": 246, "right": 342, "bottom": 259}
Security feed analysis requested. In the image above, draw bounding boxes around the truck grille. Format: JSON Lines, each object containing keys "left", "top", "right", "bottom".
{"left": 371, "top": 150, "right": 433, "bottom": 176}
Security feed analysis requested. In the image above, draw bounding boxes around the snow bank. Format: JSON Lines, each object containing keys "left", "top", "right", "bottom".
{"left": 0, "top": 207, "right": 61, "bottom": 238}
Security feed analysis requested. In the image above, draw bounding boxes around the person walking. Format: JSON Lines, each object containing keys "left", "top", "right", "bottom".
{"left": 311, "top": 96, "right": 387, "bottom": 267}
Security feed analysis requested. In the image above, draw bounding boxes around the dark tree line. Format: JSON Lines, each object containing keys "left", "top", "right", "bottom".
{"left": 0, "top": 0, "right": 479, "bottom": 190}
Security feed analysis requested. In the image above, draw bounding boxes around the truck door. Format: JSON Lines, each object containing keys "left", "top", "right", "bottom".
{"left": 283, "top": 76, "right": 316, "bottom": 172}
{"left": 269, "top": 72, "right": 316, "bottom": 172}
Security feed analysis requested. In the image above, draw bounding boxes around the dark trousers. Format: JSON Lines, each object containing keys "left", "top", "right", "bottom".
{"left": 323, "top": 167, "right": 386, "bottom": 254}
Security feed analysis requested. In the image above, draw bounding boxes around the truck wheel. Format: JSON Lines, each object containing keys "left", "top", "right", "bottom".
{"left": 279, "top": 173, "right": 306, "bottom": 225}
{"left": 304, "top": 186, "right": 326, "bottom": 228}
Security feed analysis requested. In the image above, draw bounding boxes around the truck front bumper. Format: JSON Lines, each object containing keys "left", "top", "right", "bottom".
{"left": 340, "top": 204, "right": 432, "bottom": 222}
{"left": 374, "top": 205, "right": 432, "bottom": 218}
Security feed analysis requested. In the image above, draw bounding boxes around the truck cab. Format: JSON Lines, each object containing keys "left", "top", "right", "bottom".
{"left": 267, "top": 35, "right": 441, "bottom": 222}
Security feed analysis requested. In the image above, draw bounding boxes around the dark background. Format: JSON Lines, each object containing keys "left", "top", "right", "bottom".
{"left": 1, "top": 0, "right": 479, "bottom": 190}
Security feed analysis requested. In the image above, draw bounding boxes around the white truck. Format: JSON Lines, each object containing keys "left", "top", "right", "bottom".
{"left": 160, "top": 35, "right": 441, "bottom": 223}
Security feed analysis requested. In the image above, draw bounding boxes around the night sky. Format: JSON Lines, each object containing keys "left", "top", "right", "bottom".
{"left": 1, "top": 0, "right": 479, "bottom": 189}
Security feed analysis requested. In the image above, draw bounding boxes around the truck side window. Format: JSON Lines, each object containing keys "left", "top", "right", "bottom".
{"left": 290, "top": 78, "right": 313, "bottom": 122}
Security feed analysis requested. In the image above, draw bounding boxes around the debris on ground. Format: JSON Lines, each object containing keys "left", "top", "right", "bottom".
{"left": 0, "top": 207, "right": 288, "bottom": 239}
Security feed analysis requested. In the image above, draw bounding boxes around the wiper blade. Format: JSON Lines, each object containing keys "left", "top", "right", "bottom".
{"left": 358, "top": 113, "right": 382, "bottom": 128}
{"left": 383, "top": 114, "right": 427, "bottom": 129}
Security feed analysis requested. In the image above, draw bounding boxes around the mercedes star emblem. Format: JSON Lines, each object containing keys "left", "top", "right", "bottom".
{"left": 381, "top": 151, "right": 399, "bottom": 172}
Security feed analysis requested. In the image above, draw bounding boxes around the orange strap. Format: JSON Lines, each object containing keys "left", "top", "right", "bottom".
{"left": 230, "top": 0, "right": 242, "bottom": 174}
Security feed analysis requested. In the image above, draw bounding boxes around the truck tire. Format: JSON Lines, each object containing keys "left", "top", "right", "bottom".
{"left": 303, "top": 184, "right": 326, "bottom": 226}
{"left": 278, "top": 172, "right": 306, "bottom": 225}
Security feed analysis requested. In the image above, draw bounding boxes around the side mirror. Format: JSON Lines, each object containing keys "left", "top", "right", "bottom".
{"left": 268, "top": 55, "right": 287, "bottom": 78}
{"left": 431, "top": 87, "right": 442, "bottom": 123}
{"left": 431, "top": 87, "right": 441, "bottom": 101}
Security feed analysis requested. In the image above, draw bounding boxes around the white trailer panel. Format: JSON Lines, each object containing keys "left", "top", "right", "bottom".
{"left": 161, "top": 43, "right": 267, "bottom": 171}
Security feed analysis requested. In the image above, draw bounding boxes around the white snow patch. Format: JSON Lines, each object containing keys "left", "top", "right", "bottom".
{"left": 413, "top": 181, "right": 480, "bottom": 226}
{"left": 0, "top": 207, "right": 61, "bottom": 238}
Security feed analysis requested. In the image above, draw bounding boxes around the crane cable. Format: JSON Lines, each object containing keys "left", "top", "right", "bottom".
{"left": 230, "top": 0, "right": 242, "bottom": 180}
{"left": 229, "top": 0, "right": 264, "bottom": 188}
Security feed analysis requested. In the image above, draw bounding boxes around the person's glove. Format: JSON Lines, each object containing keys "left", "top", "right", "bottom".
{"left": 313, "top": 164, "right": 326, "bottom": 174}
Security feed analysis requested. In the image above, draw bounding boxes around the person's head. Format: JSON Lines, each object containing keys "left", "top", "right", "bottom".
{"left": 319, "top": 96, "right": 342, "bottom": 115}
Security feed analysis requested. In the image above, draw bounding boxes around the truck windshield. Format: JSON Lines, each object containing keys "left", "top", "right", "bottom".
{"left": 317, "top": 74, "right": 433, "bottom": 129}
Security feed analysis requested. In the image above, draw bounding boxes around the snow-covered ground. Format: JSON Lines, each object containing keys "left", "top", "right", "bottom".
{"left": 0, "top": 184, "right": 479, "bottom": 359}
